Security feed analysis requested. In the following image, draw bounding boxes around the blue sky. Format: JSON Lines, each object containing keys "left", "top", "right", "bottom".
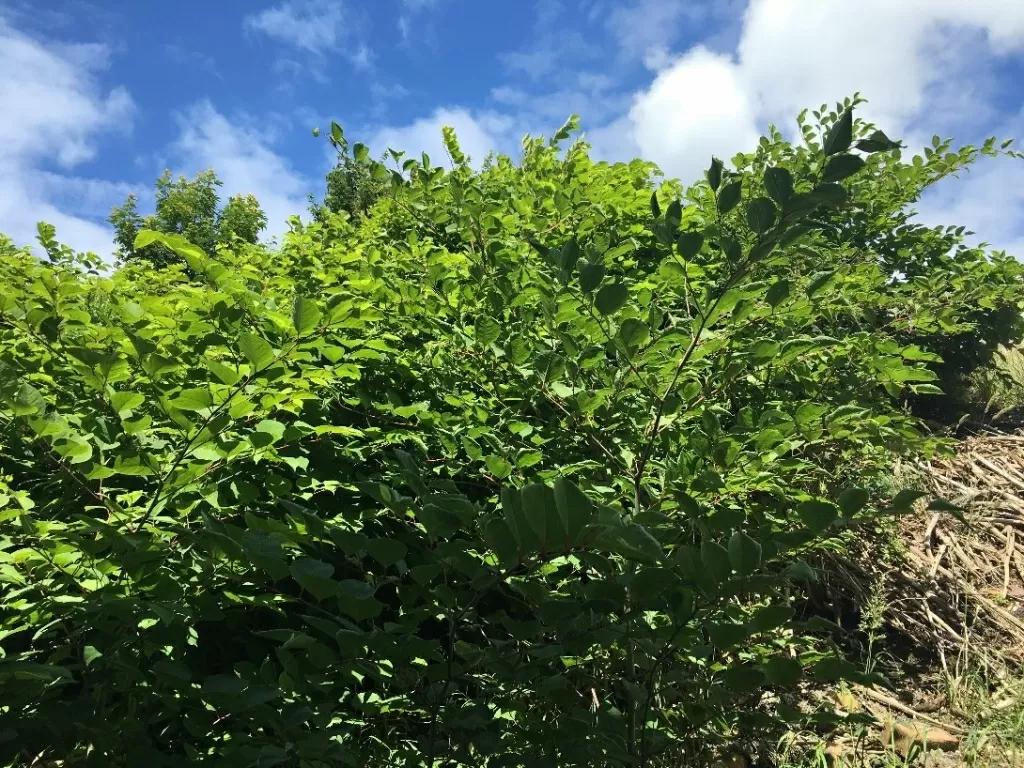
{"left": 1, "top": 0, "right": 1023, "bottom": 260}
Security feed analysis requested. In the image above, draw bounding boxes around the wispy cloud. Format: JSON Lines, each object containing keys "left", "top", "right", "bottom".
{"left": 397, "top": 0, "right": 443, "bottom": 43}
{"left": 243, "top": 0, "right": 372, "bottom": 71}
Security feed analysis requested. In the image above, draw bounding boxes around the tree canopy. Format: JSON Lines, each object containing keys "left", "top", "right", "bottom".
{"left": 110, "top": 169, "right": 268, "bottom": 267}
{"left": 0, "top": 97, "right": 1022, "bottom": 767}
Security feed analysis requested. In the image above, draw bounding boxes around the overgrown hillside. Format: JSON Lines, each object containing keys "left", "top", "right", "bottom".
{"left": 1, "top": 99, "right": 1022, "bottom": 767}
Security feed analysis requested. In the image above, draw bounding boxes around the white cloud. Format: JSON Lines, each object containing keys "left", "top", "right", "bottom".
{"left": 170, "top": 102, "right": 314, "bottom": 244}
{"left": 244, "top": 0, "right": 370, "bottom": 70}
{"left": 370, "top": 109, "right": 518, "bottom": 168}
{"left": 627, "top": 46, "right": 760, "bottom": 183}
{"left": 0, "top": 19, "right": 134, "bottom": 258}
{"left": 244, "top": 0, "right": 343, "bottom": 55}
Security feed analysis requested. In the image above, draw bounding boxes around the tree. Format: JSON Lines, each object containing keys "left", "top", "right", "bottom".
{"left": 309, "top": 122, "right": 385, "bottom": 222}
{"left": 110, "top": 169, "right": 268, "bottom": 267}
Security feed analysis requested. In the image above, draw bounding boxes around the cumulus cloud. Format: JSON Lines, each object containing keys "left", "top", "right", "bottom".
{"left": 0, "top": 19, "right": 134, "bottom": 258}
{"left": 170, "top": 102, "right": 315, "bottom": 243}
{"left": 620, "top": 0, "right": 1024, "bottom": 181}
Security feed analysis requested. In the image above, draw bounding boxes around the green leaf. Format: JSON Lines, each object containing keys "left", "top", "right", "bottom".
{"left": 83, "top": 646, "right": 102, "bottom": 666}
{"left": 745, "top": 197, "right": 777, "bottom": 234}
{"left": 238, "top": 332, "right": 275, "bottom": 370}
{"left": 837, "top": 487, "right": 869, "bottom": 517}
{"left": 617, "top": 318, "right": 650, "bottom": 350}
{"left": 822, "top": 153, "right": 866, "bottom": 182}
{"left": 475, "top": 316, "right": 501, "bottom": 347}
{"left": 810, "top": 183, "right": 848, "bottom": 207}
{"left": 594, "top": 282, "right": 628, "bottom": 316}
{"left": 717, "top": 181, "right": 742, "bottom": 214}
{"left": 292, "top": 295, "right": 322, "bottom": 335}
{"left": 205, "top": 358, "right": 239, "bottom": 385}
{"left": 484, "top": 455, "right": 513, "bottom": 479}
{"left": 749, "top": 604, "right": 795, "bottom": 633}
{"left": 887, "top": 489, "right": 928, "bottom": 513}
{"left": 649, "top": 190, "right": 661, "bottom": 218}
{"left": 823, "top": 108, "right": 853, "bottom": 156}
{"left": 133, "top": 229, "right": 165, "bottom": 251}
{"left": 723, "top": 664, "right": 765, "bottom": 693}
{"left": 708, "top": 622, "right": 749, "bottom": 649}
{"left": 677, "top": 231, "right": 704, "bottom": 259}
{"left": 798, "top": 500, "right": 838, "bottom": 533}
{"left": 553, "top": 477, "right": 593, "bottom": 545}
{"left": 806, "top": 270, "right": 836, "bottom": 298}
{"left": 762, "top": 657, "right": 802, "bottom": 686}
{"left": 707, "top": 157, "right": 724, "bottom": 191}
{"left": 701, "top": 540, "right": 732, "bottom": 585}
{"left": 764, "top": 166, "right": 794, "bottom": 203}
{"left": 579, "top": 262, "right": 605, "bottom": 293}
{"left": 765, "top": 280, "right": 791, "bottom": 308}
{"left": 366, "top": 538, "right": 407, "bottom": 567}
{"left": 353, "top": 142, "right": 370, "bottom": 163}
{"left": 11, "top": 383, "right": 47, "bottom": 416}
{"left": 290, "top": 558, "right": 337, "bottom": 601}
{"left": 727, "top": 530, "right": 762, "bottom": 576}
{"left": 483, "top": 517, "right": 520, "bottom": 564}
{"left": 856, "top": 129, "right": 900, "bottom": 153}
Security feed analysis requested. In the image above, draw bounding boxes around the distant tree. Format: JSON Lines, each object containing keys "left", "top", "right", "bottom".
{"left": 310, "top": 123, "right": 385, "bottom": 222}
{"left": 110, "top": 169, "right": 267, "bottom": 266}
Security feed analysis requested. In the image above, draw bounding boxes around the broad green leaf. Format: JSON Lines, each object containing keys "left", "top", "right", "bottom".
{"left": 594, "top": 282, "right": 628, "bottom": 315}
{"left": 822, "top": 153, "right": 866, "bottom": 182}
{"left": 717, "top": 181, "right": 742, "bottom": 214}
{"left": 765, "top": 280, "right": 791, "bottom": 308}
{"left": 823, "top": 108, "right": 853, "bottom": 155}
{"left": 475, "top": 316, "right": 501, "bottom": 347}
{"left": 723, "top": 664, "right": 765, "bottom": 693}
{"left": 205, "top": 358, "right": 240, "bottom": 386}
{"left": 745, "top": 197, "right": 777, "bottom": 234}
{"left": 762, "top": 657, "right": 802, "bottom": 686}
{"left": 810, "top": 183, "right": 848, "bottom": 207}
{"left": 764, "top": 166, "right": 794, "bottom": 203}
{"left": 857, "top": 129, "right": 901, "bottom": 153}
{"left": 806, "top": 270, "right": 836, "bottom": 298}
{"left": 292, "top": 295, "right": 322, "bottom": 335}
{"left": 748, "top": 604, "right": 795, "bottom": 633}
{"left": 677, "top": 230, "right": 704, "bottom": 259}
{"left": 727, "top": 530, "right": 761, "bottom": 576}
{"left": 798, "top": 500, "right": 838, "bottom": 533}
{"left": 238, "top": 332, "right": 275, "bottom": 370}
{"left": 290, "top": 558, "right": 337, "bottom": 601}
{"left": 11, "top": 383, "right": 47, "bottom": 416}
{"left": 484, "top": 455, "right": 513, "bottom": 479}
{"left": 837, "top": 487, "right": 869, "bottom": 517}
{"left": 552, "top": 477, "right": 593, "bottom": 545}
{"left": 701, "top": 540, "right": 732, "bottom": 585}
{"left": 579, "top": 262, "right": 605, "bottom": 293}
{"left": 708, "top": 622, "right": 748, "bottom": 649}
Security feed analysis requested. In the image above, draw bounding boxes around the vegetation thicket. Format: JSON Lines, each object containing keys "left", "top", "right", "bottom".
{"left": 0, "top": 97, "right": 1022, "bottom": 767}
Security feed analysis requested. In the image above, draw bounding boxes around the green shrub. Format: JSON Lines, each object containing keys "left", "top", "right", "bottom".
{"left": 0, "top": 99, "right": 1020, "bottom": 767}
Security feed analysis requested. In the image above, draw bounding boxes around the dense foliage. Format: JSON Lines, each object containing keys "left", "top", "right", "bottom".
{"left": 1, "top": 98, "right": 1022, "bottom": 767}
{"left": 110, "top": 169, "right": 268, "bottom": 267}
